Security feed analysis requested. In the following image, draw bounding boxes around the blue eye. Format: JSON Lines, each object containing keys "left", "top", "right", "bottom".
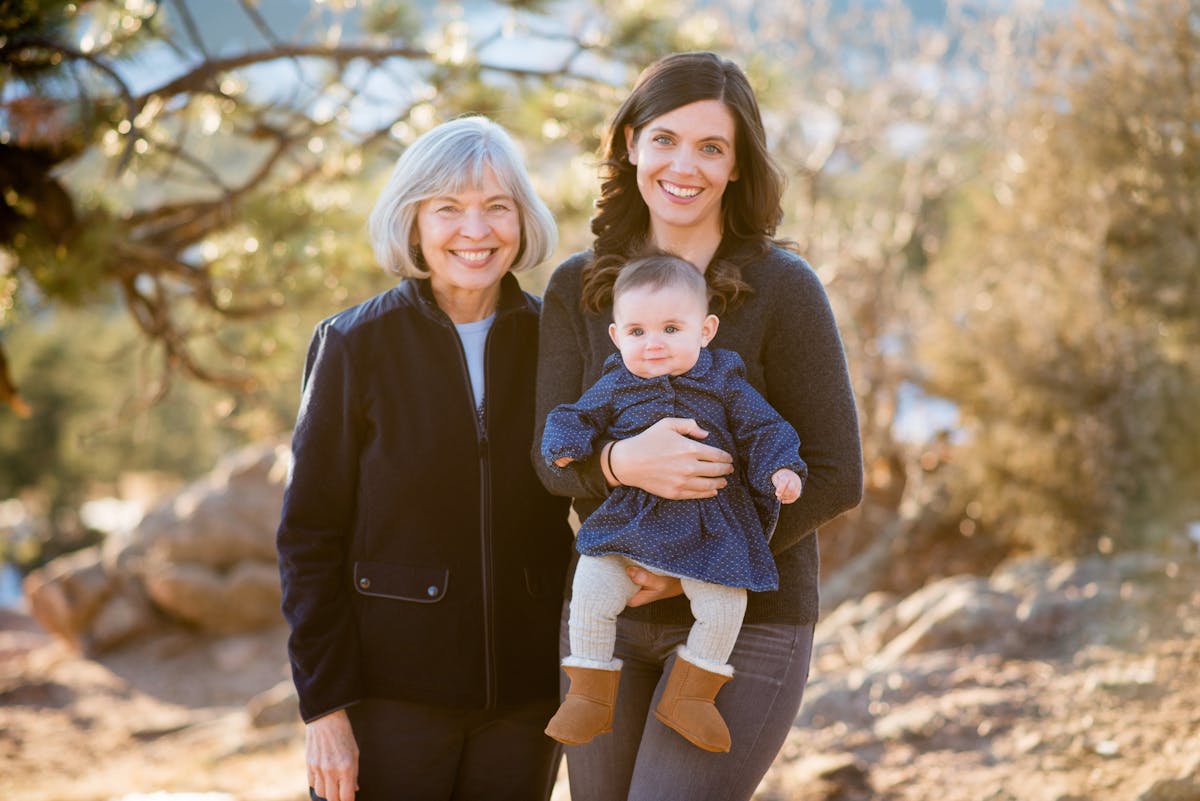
{"left": 664, "top": 325, "right": 679, "bottom": 334}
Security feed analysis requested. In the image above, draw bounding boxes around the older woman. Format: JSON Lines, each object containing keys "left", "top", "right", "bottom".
{"left": 277, "top": 116, "right": 573, "bottom": 801}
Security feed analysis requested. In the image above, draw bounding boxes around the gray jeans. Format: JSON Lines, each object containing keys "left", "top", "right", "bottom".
{"left": 558, "top": 600, "right": 816, "bottom": 801}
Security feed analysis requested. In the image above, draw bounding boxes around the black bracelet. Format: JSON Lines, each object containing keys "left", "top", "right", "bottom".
{"left": 606, "top": 441, "right": 622, "bottom": 486}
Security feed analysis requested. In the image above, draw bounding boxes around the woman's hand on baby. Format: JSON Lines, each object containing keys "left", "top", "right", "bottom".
{"left": 608, "top": 418, "right": 733, "bottom": 499}
{"left": 772, "top": 469, "right": 804, "bottom": 504}
{"left": 625, "top": 565, "right": 684, "bottom": 606}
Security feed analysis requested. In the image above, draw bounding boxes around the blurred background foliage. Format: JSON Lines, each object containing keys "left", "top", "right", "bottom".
{"left": 0, "top": 0, "right": 1197, "bottom": 576}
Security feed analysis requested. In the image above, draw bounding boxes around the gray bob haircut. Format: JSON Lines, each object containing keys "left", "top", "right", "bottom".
{"left": 368, "top": 116, "right": 557, "bottom": 278}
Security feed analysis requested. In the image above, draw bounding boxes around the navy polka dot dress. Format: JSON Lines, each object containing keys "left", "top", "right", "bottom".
{"left": 542, "top": 348, "right": 808, "bottom": 592}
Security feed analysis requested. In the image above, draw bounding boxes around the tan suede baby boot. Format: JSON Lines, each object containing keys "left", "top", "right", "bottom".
{"left": 544, "top": 665, "right": 621, "bottom": 746}
{"left": 654, "top": 654, "right": 733, "bottom": 752}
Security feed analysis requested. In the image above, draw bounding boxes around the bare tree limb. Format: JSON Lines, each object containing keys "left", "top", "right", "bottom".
{"left": 170, "top": 0, "right": 212, "bottom": 60}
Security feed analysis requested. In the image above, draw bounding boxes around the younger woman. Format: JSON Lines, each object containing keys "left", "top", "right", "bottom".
{"left": 533, "top": 52, "right": 864, "bottom": 801}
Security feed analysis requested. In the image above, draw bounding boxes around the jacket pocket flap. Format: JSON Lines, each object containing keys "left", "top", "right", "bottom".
{"left": 353, "top": 561, "right": 449, "bottom": 603}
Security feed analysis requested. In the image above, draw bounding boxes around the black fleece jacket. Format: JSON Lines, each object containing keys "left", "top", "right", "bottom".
{"left": 278, "top": 273, "right": 572, "bottom": 722}
{"left": 533, "top": 246, "right": 864, "bottom": 625}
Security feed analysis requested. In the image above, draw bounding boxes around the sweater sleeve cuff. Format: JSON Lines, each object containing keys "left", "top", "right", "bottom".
{"left": 577, "top": 439, "right": 613, "bottom": 495}
{"left": 301, "top": 698, "right": 363, "bottom": 725}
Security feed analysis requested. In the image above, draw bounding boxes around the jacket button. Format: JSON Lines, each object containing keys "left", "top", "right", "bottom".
{"left": 426, "top": 585, "right": 438, "bottom": 597}
{"left": 358, "top": 577, "right": 371, "bottom": 589}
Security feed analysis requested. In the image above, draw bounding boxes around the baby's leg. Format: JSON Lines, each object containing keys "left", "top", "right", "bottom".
{"left": 548, "top": 555, "right": 637, "bottom": 745}
{"left": 654, "top": 579, "right": 747, "bottom": 753}
{"left": 566, "top": 554, "right": 640, "bottom": 670}
{"left": 678, "top": 578, "right": 747, "bottom": 674}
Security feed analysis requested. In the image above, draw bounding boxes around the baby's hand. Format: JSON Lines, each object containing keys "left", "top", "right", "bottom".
{"left": 553, "top": 456, "right": 574, "bottom": 468}
{"left": 772, "top": 469, "right": 803, "bottom": 504}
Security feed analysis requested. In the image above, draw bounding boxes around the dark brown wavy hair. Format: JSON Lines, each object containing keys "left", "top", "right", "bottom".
{"left": 581, "top": 51, "right": 789, "bottom": 314}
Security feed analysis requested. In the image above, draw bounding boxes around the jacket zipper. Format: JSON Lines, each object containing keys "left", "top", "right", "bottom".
{"left": 478, "top": 331, "right": 496, "bottom": 709}
{"left": 445, "top": 312, "right": 498, "bottom": 710}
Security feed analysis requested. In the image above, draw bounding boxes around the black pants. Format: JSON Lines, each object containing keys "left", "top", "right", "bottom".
{"left": 312, "top": 695, "right": 561, "bottom": 801}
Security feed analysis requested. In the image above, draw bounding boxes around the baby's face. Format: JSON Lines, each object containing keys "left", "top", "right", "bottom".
{"left": 609, "top": 284, "right": 718, "bottom": 379}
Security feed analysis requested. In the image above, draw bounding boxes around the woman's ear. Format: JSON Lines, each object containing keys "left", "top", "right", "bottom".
{"left": 624, "top": 125, "right": 638, "bottom": 165}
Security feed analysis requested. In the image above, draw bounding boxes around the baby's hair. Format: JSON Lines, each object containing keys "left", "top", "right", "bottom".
{"left": 612, "top": 251, "right": 709, "bottom": 311}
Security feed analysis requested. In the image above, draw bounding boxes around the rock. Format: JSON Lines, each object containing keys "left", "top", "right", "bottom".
{"left": 22, "top": 551, "right": 162, "bottom": 655}
{"left": 754, "top": 750, "right": 873, "bottom": 801}
{"left": 127, "top": 441, "right": 288, "bottom": 633}
{"left": 819, "top": 591, "right": 899, "bottom": 634}
{"left": 142, "top": 560, "right": 282, "bottom": 634}
{"left": 1015, "top": 587, "right": 1118, "bottom": 645}
{"left": 988, "top": 555, "right": 1056, "bottom": 595}
{"left": 128, "top": 443, "right": 289, "bottom": 570}
{"left": 21, "top": 441, "right": 291, "bottom": 647}
{"left": 84, "top": 581, "right": 162, "bottom": 653}
{"left": 23, "top": 546, "right": 113, "bottom": 646}
{"left": 870, "top": 576, "right": 1020, "bottom": 664}
{"left": 873, "top": 703, "right": 949, "bottom": 741}
{"left": 1137, "top": 778, "right": 1200, "bottom": 801}
{"left": 798, "top": 677, "right": 874, "bottom": 729}
{"left": 213, "top": 632, "right": 274, "bottom": 672}
{"left": 247, "top": 679, "right": 299, "bottom": 728}
{"left": 816, "top": 591, "right": 901, "bottom": 667}
{"left": 855, "top": 603, "right": 904, "bottom": 658}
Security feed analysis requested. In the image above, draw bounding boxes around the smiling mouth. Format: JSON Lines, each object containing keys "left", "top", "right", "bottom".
{"left": 661, "top": 181, "right": 701, "bottom": 199}
{"left": 453, "top": 249, "right": 495, "bottom": 263}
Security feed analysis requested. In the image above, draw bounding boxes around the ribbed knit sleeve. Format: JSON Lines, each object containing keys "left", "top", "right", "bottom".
{"left": 753, "top": 254, "right": 864, "bottom": 554}
{"left": 532, "top": 254, "right": 612, "bottom": 502}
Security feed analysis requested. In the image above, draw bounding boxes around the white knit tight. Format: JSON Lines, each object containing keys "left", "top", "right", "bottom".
{"left": 565, "top": 554, "right": 747, "bottom": 675}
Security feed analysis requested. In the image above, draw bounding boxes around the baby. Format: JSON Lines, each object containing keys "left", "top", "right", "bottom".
{"left": 541, "top": 252, "right": 806, "bottom": 753}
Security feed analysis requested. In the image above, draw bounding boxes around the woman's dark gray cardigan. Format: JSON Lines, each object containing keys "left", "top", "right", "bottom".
{"left": 532, "top": 245, "right": 864, "bottom": 625}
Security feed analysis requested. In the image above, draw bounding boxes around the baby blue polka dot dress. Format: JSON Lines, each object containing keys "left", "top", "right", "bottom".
{"left": 542, "top": 348, "right": 808, "bottom": 592}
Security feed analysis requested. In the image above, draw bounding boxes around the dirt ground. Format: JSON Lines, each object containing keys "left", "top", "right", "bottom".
{"left": 2, "top": 571, "right": 1198, "bottom": 801}
{"left": 0, "top": 611, "right": 306, "bottom": 801}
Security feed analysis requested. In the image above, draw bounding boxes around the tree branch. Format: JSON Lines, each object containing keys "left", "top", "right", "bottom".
{"left": 169, "top": 0, "right": 212, "bottom": 60}
{"left": 7, "top": 37, "right": 142, "bottom": 170}
{"left": 137, "top": 37, "right": 609, "bottom": 105}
